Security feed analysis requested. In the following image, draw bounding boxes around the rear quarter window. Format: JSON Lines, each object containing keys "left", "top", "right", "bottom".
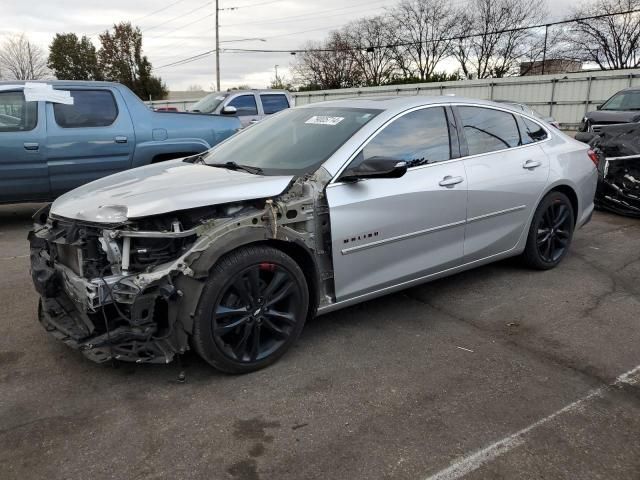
{"left": 0, "top": 91, "right": 37, "bottom": 132}
{"left": 260, "top": 94, "right": 290, "bottom": 114}
{"left": 53, "top": 90, "right": 118, "bottom": 128}
{"left": 520, "top": 116, "right": 548, "bottom": 144}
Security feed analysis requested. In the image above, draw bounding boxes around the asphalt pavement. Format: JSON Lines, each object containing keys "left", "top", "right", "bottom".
{"left": 1, "top": 203, "right": 639, "bottom": 480}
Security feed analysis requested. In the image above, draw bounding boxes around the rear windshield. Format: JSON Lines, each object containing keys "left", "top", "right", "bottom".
{"left": 204, "top": 107, "right": 381, "bottom": 175}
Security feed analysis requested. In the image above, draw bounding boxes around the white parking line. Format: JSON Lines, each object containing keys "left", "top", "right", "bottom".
{"left": 424, "top": 365, "right": 640, "bottom": 480}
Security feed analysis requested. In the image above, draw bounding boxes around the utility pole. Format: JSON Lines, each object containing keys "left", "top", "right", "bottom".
{"left": 275, "top": 64, "right": 279, "bottom": 85}
{"left": 215, "top": 0, "right": 220, "bottom": 91}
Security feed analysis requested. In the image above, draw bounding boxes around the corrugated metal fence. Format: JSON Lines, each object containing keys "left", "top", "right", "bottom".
{"left": 291, "top": 68, "right": 640, "bottom": 129}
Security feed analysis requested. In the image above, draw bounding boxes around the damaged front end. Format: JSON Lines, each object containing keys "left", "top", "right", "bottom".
{"left": 587, "top": 124, "right": 640, "bottom": 218}
{"left": 29, "top": 171, "right": 334, "bottom": 365}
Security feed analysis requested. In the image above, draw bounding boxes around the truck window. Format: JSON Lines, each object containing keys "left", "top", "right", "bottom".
{"left": 53, "top": 90, "right": 118, "bottom": 128}
{"left": 0, "top": 91, "right": 37, "bottom": 132}
{"left": 227, "top": 95, "right": 258, "bottom": 115}
{"left": 260, "top": 94, "right": 289, "bottom": 114}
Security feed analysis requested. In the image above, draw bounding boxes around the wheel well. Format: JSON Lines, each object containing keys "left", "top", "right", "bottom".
{"left": 549, "top": 185, "right": 579, "bottom": 224}
{"left": 255, "top": 240, "right": 320, "bottom": 320}
{"left": 151, "top": 152, "right": 198, "bottom": 163}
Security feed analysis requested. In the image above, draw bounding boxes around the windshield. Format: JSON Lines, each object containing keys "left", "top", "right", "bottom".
{"left": 190, "top": 92, "right": 228, "bottom": 113}
{"left": 203, "top": 107, "right": 382, "bottom": 175}
{"left": 601, "top": 90, "right": 640, "bottom": 111}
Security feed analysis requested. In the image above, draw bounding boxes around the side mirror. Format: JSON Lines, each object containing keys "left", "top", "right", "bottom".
{"left": 340, "top": 156, "right": 408, "bottom": 182}
{"left": 596, "top": 104, "right": 602, "bottom": 110}
{"left": 221, "top": 105, "right": 237, "bottom": 115}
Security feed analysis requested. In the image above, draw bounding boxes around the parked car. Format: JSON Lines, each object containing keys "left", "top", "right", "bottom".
{"left": 154, "top": 106, "right": 179, "bottom": 112}
{"left": 30, "top": 97, "right": 597, "bottom": 373}
{"left": 0, "top": 81, "right": 241, "bottom": 204}
{"left": 579, "top": 87, "right": 640, "bottom": 134}
{"left": 495, "top": 100, "right": 560, "bottom": 128}
{"left": 188, "top": 89, "right": 292, "bottom": 127}
{"left": 574, "top": 124, "right": 640, "bottom": 217}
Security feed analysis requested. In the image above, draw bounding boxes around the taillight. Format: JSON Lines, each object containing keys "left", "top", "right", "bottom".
{"left": 587, "top": 149, "right": 599, "bottom": 167}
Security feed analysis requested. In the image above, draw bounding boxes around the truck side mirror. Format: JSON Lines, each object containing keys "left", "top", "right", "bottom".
{"left": 221, "top": 105, "right": 237, "bottom": 115}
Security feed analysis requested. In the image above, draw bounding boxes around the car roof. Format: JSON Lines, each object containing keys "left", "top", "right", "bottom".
{"left": 0, "top": 80, "right": 120, "bottom": 88}
{"left": 297, "top": 95, "right": 520, "bottom": 113}
{"left": 208, "top": 89, "right": 290, "bottom": 95}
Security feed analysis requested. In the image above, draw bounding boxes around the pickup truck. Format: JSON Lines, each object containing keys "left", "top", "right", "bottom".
{"left": 0, "top": 81, "right": 241, "bottom": 204}
{"left": 188, "top": 89, "right": 292, "bottom": 127}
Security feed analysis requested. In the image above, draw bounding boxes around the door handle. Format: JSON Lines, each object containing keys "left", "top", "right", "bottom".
{"left": 23, "top": 142, "right": 39, "bottom": 151}
{"left": 439, "top": 175, "right": 464, "bottom": 188}
{"left": 523, "top": 159, "right": 542, "bottom": 170}
{"left": 250, "top": 119, "right": 259, "bottom": 124}
{"left": 114, "top": 136, "right": 128, "bottom": 144}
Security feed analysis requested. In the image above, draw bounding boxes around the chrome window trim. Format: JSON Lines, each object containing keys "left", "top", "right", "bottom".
{"left": 327, "top": 102, "right": 552, "bottom": 188}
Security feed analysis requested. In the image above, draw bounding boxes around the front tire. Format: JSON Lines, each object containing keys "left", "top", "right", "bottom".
{"left": 192, "top": 245, "right": 309, "bottom": 374}
{"left": 522, "top": 191, "right": 575, "bottom": 270}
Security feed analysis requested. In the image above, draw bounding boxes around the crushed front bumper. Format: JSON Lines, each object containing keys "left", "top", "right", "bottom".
{"left": 30, "top": 227, "right": 185, "bottom": 364}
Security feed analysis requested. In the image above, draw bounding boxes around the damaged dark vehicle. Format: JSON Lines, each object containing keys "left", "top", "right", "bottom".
{"left": 576, "top": 124, "right": 640, "bottom": 217}
{"left": 30, "top": 97, "right": 597, "bottom": 373}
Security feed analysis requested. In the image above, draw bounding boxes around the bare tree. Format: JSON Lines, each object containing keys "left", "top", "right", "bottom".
{"left": 343, "top": 16, "right": 398, "bottom": 86}
{"left": 565, "top": 0, "right": 640, "bottom": 69}
{"left": 292, "top": 31, "right": 362, "bottom": 89}
{"left": 389, "top": 0, "right": 459, "bottom": 81}
{"left": 0, "top": 34, "right": 49, "bottom": 80}
{"left": 453, "top": 0, "right": 546, "bottom": 79}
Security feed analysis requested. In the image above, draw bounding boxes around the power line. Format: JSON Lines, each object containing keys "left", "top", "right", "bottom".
{"left": 220, "top": 0, "right": 282, "bottom": 10}
{"left": 223, "top": 8, "right": 640, "bottom": 53}
{"left": 220, "top": 0, "right": 396, "bottom": 27}
{"left": 143, "top": 1, "right": 212, "bottom": 32}
{"left": 87, "top": 0, "right": 190, "bottom": 37}
{"left": 146, "top": 13, "right": 214, "bottom": 40}
{"left": 152, "top": 7, "right": 640, "bottom": 70}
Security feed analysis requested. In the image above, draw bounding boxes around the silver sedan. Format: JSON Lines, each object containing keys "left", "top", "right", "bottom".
{"left": 31, "top": 96, "right": 598, "bottom": 373}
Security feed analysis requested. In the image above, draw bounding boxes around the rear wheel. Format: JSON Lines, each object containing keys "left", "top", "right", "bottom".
{"left": 192, "top": 245, "right": 308, "bottom": 374}
{"left": 522, "top": 191, "right": 575, "bottom": 270}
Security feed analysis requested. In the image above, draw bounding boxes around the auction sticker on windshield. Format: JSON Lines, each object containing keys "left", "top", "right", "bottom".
{"left": 305, "top": 116, "right": 344, "bottom": 126}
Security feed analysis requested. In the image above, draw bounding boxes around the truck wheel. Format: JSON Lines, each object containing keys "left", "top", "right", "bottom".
{"left": 522, "top": 191, "right": 575, "bottom": 270}
{"left": 192, "top": 245, "right": 308, "bottom": 374}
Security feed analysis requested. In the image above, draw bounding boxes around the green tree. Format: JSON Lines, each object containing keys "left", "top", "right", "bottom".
{"left": 48, "top": 33, "right": 101, "bottom": 80}
{"left": 98, "top": 22, "right": 167, "bottom": 100}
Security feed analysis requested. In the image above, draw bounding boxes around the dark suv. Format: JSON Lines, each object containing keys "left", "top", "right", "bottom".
{"left": 579, "top": 87, "right": 640, "bottom": 133}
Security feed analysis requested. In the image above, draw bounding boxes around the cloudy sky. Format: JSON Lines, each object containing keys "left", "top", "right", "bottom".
{"left": 2, "top": 0, "right": 578, "bottom": 92}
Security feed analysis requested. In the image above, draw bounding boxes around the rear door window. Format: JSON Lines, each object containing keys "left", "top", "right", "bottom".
{"left": 260, "top": 94, "right": 289, "bottom": 114}
{"left": 228, "top": 95, "right": 258, "bottom": 115}
{"left": 458, "top": 106, "right": 521, "bottom": 155}
{"left": 0, "top": 91, "right": 37, "bottom": 132}
{"left": 53, "top": 90, "right": 118, "bottom": 128}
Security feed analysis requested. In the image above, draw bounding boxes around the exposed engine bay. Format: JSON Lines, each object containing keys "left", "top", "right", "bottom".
{"left": 29, "top": 170, "right": 334, "bottom": 364}
{"left": 578, "top": 124, "right": 640, "bottom": 218}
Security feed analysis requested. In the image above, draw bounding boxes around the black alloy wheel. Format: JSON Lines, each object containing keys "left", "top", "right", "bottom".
{"left": 192, "top": 246, "right": 308, "bottom": 373}
{"left": 536, "top": 201, "right": 573, "bottom": 263}
{"left": 213, "top": 263, "right": 302, "bottom": 362}
{"left": 522, "top": 191, "right": 575, "bottom": 270}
